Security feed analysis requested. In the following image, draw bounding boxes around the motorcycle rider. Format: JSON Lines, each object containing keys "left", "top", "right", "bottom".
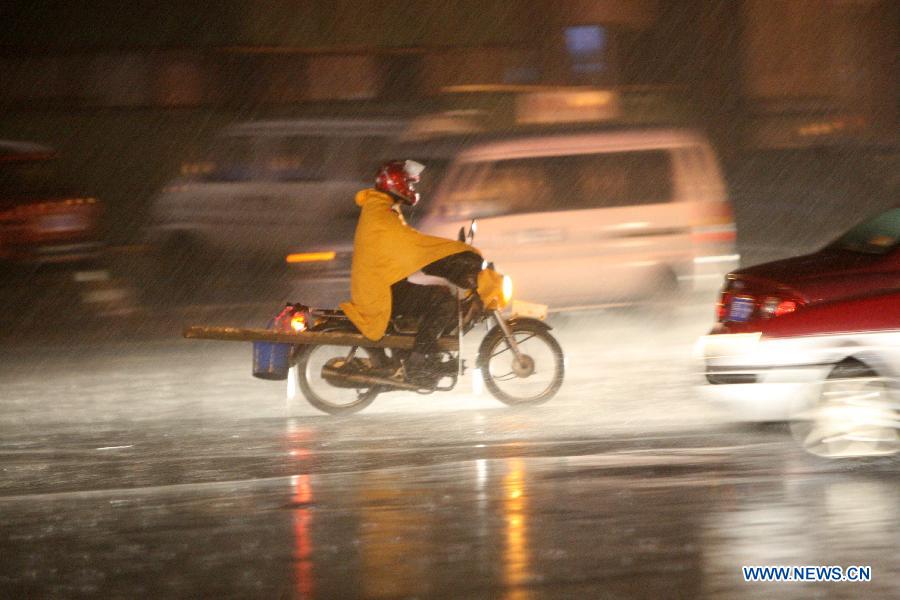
{"left": 340, "top": 160, "right": 482, "bottom": 382}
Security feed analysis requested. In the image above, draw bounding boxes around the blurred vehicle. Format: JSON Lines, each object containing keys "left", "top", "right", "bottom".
{"left": 700, "top": 208, "right": 900, "bottom": 454}
{"left": 0, "top": 141, "right": 102, "bottom": 266}
{"left": 415, "top": 126, "right": 737, "bottom": 309}
{"left": 713, "top": 207, "right": 900, "bottom": 328}
{"left": 698, "top": 290, "right": 900, "bottom": 458}
{"left": 289, "top": 124, "right": 736, "bottom": 309}
{"left": 144, "top": 117, "right": 403, "bottom": 284}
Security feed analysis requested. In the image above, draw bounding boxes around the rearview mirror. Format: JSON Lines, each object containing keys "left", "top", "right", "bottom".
{"left": 457, "top": 227, "right": 466, "bottom": 242}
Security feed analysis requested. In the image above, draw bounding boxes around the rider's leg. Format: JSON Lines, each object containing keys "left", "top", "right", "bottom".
{"left": 414, "top": 252, "right": 482, "bottom": 355}
{"left": 390, "top": 280, "right": 436, "bottom": 323}
{"left": 421, "top": 251, "right": 483, "bottom": 290}
{"left": 412, "top": 289, "right": 456, "bottom": 355}
{"left": 390, "top": 281, "right": 456, "bottom": 376}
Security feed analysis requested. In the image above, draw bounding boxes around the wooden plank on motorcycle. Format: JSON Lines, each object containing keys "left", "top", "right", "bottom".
{"left": 182, "top": 325, "right": 459, "bottom": 351}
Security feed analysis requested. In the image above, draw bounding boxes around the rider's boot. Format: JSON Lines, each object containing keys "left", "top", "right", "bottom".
{"left": 403, "top": 351, "right": 440, "bottom": 387}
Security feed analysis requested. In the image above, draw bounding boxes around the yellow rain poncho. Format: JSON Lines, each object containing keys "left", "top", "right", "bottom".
{"left": 340, "top": 189, "right": 479, "bottom": 340}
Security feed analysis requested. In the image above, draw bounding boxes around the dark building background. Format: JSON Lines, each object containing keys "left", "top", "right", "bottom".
{"left": 2, "top": 1, "right": 893, "bottom": 141}
{"left": 0, "top": 1, "right": 895, "bottom": 240}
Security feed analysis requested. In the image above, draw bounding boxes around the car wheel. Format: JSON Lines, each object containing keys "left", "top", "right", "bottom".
{"left": 790, "top": 360, "right": 900, "bottom": 458}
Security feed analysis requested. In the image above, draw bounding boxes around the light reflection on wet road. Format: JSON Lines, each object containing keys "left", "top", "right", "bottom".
{"left": 2, "top": 419, "right": 897, "bottom": 599}
{"left": 1, "top": 312, "right": 898, "bottom": 598}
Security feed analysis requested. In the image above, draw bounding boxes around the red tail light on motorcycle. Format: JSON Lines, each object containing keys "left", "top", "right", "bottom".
{"left": 290, "top": 313, "right": 307, "bottom": 332}
{"left": 273, "top": 303, "right": 310, "bottom": 332}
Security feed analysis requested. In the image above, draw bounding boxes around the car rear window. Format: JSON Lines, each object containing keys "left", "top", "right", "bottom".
{"left": 436, "top": 150, "right": 673, "bottom": 219}
{"left": 830, "top": 208, "right": 900, "bottom": 255}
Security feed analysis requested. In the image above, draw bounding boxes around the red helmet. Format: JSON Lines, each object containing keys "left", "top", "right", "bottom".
{"left": 375, "top": 160, "right": 425, "bottom": 206}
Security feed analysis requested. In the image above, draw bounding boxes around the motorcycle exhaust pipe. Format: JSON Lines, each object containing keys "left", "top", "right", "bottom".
{"left": 321, "top": 366, "right": 422, "bottom": 391}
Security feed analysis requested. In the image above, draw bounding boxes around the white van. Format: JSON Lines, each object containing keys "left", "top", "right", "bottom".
{"left": 145, "top": 118, "right": 402, "bottom": 274}
{"left": 417, "top": 127, "right": 738, "bottom": 309}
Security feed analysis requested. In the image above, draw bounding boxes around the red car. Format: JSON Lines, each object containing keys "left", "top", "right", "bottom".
{"left": 713, "top": 207, "right": 900, "bottom": 331}
{"left": 698, "top": 289, "right": 900, "bottom": 457}
{"left": 697, "top": 208, "right": 900, "bottom": 456}
{"left": 0, "top": 141, "right": 102, "bottom": 265}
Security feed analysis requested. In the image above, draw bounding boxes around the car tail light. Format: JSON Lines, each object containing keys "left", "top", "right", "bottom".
{"left": 9, "top": 197, "right": 98, "bottom": 217}
{"left": 692, "top": 202, "right": 737, "bottom": 245}
{"left": 760, "top": 297, "right": 800, "bottom": 319}
{"left": 716, "top": 290, "right": 733, "bottom": 321}
{"left": 775, "top": 300, "right": 798, "bottom": 316}
{"left": 716, "top": 277, "right": 743, "bottom": 322}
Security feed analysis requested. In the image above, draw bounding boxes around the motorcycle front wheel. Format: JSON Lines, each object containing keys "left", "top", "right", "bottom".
{"left": 295, "top": 329, "right": 386, "bottom": 415}
{"left": 478, "top": 320, "right": 564, "bottom": 406}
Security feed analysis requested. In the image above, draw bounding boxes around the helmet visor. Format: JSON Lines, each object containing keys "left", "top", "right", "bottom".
{"left": 403, "top": 160, "right": 425, "bottom": 182}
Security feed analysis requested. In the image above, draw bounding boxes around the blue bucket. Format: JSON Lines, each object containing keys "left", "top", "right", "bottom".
{"left": 253, "top": 340, "right": 292, "bottom": 380}
{"left": 253, "top": 317, "right": 292, "bottom": 380}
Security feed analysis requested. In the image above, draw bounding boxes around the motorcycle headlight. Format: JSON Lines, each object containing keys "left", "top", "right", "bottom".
{"left": 477, "top": 269, "right": 507, "bottom": 311}
{"left": 502, "top": 275, "right": 513, "bottom": 305}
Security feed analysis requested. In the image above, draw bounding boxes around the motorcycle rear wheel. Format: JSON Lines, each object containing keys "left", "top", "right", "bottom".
{"left": 478, "top": 321, "right": 564, "bottom": 406}
{"left": 295, "top": 327, "right": 386, "bottom": 415}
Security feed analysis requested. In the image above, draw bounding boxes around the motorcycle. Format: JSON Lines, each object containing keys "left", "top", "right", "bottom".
{"left": 184, "top": 223, "right": 565, "bottom": 415}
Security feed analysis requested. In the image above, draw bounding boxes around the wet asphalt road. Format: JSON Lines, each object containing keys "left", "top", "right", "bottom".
{"left": 1, "top": 308, "right": 898, "bottom": 599}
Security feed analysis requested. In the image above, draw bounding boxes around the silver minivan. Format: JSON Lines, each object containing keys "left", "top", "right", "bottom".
{"left": 417, "top": 126, "right": 738, "bottom": 309}
{"left": 145, "top": 117, "right": 402, "bottom": 277}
